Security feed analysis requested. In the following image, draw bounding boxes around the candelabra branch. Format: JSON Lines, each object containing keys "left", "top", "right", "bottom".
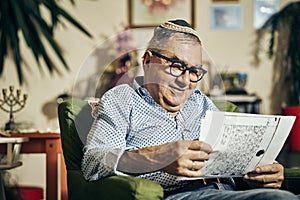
{"left": 0, "top": 86, "right": 28, "bottom": 130}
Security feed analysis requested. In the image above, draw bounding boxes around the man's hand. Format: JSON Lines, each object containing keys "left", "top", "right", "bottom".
{"left": 117, "top": 140, "right": 212, "bottom": 177}
{"left": 162, "top": 140, "right": 212, "bottom": 177}
{"left": 243, "top": 163, "right": 284, "bottom": 189}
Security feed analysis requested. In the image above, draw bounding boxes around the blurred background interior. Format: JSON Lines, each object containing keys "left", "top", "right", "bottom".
{"left": 0, "top": 0, "right": 299, "bottom": 199}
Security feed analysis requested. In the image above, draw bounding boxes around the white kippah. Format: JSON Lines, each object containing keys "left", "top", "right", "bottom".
{"left": 160, "top": 21, "right": 202, "bottom": 43}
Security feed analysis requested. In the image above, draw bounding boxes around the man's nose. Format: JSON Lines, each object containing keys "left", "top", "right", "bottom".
{"left": 177, "top": 70, "right": 190, "bottom": 85}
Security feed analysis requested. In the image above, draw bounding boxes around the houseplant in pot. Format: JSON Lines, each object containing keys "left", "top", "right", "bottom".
{"left": 253, "top": 1, "right": 300, "bottom": 150}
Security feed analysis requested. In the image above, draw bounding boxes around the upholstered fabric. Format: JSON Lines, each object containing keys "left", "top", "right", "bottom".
{"left": 67, "top": 170, "right": 164, "bottom": 200}
{"left": 283, "top": 168, "right": 300, "bottom": 194}
{"left": 214, "top": 101, "right": 240, "bottom": 113}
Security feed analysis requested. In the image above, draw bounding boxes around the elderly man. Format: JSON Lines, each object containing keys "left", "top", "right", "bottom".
{"left": 82, "top": 19, "right": 299, "bottom": 199}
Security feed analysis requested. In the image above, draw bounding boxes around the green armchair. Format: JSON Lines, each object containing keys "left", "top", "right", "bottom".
{"left": 58, "top": 99, "right": 300, "bottom": 200}
{"left": 58, "top": 99, "right": 163, "bottom": 200}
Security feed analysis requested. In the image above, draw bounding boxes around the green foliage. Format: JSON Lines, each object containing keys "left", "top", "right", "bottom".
{"left": 0, "top": 0, "right": 92, "bottom": 84}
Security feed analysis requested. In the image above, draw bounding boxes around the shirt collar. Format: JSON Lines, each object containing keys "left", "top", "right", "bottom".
{"left": 133, "top": 76, "right": 156, "bottom": 105}
{"left": 133, "top": 76, "right": 144, "bottom": 91}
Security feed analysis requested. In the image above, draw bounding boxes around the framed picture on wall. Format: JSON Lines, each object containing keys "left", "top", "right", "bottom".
{"left": 253, "top": 0, "right": 279, "bottom": 29}
{"left": 128, "top": 0, "right": 195, "bottom": 28}
{"left": 210, "top": 4, "right": 242, "bottom": 30}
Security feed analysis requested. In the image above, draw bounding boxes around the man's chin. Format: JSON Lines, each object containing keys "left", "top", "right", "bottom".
{"left": 163, "top": 97, "right": 183, "bottom": 109}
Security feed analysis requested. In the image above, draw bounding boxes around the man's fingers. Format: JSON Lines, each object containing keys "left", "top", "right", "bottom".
{"left": 188, "top": 140, "right": 213, "bottom": 153}
{"left": 189, "top": 160, "right": 205, "bottom": 171}
{"left": 189, "top": 150, "right": 210, "bottom": 161}
{"left": 244, "top": 168, "right": 284, "bottom": 189}
{"left": 255, "top": 163, "right": 283, "bottom": 174}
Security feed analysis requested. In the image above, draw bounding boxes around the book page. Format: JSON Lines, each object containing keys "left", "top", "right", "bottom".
{"left": 179, "top": 111, "right": 295, "bottom": 180}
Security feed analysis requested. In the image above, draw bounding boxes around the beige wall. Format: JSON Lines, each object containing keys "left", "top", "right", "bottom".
{"left": 0, "top": 0, "right": 297, "bottom": 130}
{"left": 0, "top": 0, "right": 297, "bottom": 197}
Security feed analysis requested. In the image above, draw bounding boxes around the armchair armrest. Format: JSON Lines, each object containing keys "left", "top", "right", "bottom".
{"left": 67, "top": 170, "right": 164, "bottom": 200}
{"left": 282, "top": 168, "right": 300, "bottom": 194}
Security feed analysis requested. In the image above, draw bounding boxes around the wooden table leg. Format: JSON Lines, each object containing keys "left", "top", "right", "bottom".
{"left": 60, "top": 154, "right": 68, "bottom": 200}
{"left": 46, "top": 139, "right": 59, "bottom": 200}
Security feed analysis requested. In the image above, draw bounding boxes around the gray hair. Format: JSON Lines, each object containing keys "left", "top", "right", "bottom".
{"left": 147, "top": 26, "right": 201, "bottom": 52}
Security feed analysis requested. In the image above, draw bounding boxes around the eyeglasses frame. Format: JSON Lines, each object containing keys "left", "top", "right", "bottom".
{"left": 150, "top": 51, "right": 207, "bottom": 82}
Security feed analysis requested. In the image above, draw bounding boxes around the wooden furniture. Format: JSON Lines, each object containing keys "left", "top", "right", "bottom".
{"left": 0, "top": 137, "right": 29, "bottom": 200}
{"left": 0, "top": 132, "right": 67, "bottom": 200}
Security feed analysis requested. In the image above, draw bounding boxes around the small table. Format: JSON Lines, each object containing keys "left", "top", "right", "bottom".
{"left": 0, "top": 137, "right": 29, "bottom": 200}
{"left": 0, "top": 132, "right": 67, "bottom": 200}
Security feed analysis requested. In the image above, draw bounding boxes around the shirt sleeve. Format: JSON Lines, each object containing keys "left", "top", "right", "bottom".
{"left": 81, "top": 85, "right": 133, "bottom": 181}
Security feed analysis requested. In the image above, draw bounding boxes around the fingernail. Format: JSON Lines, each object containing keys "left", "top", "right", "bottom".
{"left": 256, "top": 167, "right": 261, "bottom": 173}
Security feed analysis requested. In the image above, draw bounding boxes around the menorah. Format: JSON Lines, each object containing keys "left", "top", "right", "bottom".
{"left": 0, "top": 86, "right": 28, "bottom": 130}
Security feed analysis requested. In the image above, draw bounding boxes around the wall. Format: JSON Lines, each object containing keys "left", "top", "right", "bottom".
{"left": 196, "top": 0, "right": 297, "bottom": 114}
{"left": 0, "top": 0, "right": 297, "bottom": 198}
{"left": 1, "top": 0, "right": 297, "bottom": 131}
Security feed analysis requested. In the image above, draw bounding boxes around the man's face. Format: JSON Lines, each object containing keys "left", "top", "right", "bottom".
{"left": 143, "top": 38, "right": 202, "bottom": 116}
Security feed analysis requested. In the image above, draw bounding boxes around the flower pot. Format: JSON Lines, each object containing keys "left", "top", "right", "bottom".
{"left": 284, "top": 106, "right": 300, "bottom": 151}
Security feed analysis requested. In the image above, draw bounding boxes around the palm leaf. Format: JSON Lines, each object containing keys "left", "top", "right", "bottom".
{"left": 0, "top": 0, "right": 92, "bottom": 84}
{"left": 45, "top": 1, "right": 93, "bottom": 38}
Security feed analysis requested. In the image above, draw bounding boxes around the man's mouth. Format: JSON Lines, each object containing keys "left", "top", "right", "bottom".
{"left": 169, "top": 85, "right": 186, "bottom": 95}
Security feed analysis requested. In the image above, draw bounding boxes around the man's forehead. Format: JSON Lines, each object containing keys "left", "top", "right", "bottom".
{"left": 159, "top": 39, "right": 201, "bottom": 52}
{"left": 164, "top": 40, "right": 201, "bottom": 56}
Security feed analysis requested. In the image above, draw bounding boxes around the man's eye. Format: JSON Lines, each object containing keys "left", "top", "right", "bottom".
{"left": 190, "top": 69, "right": 200, "bottom": 75}
{"left": 171, "top": 62, "right": 184, "bottom": 70}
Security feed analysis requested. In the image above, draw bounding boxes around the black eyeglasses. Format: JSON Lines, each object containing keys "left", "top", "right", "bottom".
{"left": 151, "top": 51, "right": 207, "bottom": 82}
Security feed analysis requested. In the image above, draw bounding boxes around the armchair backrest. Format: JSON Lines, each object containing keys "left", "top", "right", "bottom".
{"left": 58, "top": 99, "right": 93, "bottom": 170}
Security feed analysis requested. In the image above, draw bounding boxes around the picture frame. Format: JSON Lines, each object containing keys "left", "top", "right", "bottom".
{"left": 210, "top": 4, "right": 242, "bottom": 30}
{"left": 253, "top": 0, "right": 279, "bottom": 29}
{"left": 128, "top": 0, "right": 195, "bottom": 28}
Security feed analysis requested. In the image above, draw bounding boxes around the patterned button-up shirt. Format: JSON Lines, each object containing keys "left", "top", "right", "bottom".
{"left": 82, "top": 77, "right": 218, "bottom": 191}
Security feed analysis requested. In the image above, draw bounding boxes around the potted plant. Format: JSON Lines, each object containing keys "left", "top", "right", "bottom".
{"left": 253, "top": 1, "right": 300, "bottom": 150}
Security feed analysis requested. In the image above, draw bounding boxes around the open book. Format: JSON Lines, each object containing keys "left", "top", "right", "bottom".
{"left": 178, "top": 111, "right": 295, "bottom": 180}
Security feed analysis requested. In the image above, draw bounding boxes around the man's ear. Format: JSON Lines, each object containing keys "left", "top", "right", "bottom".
{"left": 142, "top": 50, "right": 152, "bottom": 68}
